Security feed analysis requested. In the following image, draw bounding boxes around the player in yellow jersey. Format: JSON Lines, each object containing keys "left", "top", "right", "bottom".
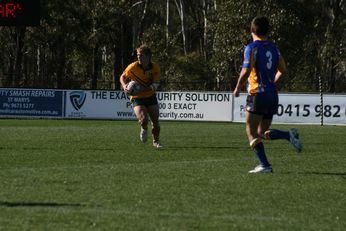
{"left": 120, "top": 44, "right": 163, "bottom": 148}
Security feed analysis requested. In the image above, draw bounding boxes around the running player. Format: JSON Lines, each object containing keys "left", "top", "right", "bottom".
{"left": 120, "top": 44, "right": 163, "bottom": 148}
{"left": 233, "top": 16, "right": 302, "bottom": 173}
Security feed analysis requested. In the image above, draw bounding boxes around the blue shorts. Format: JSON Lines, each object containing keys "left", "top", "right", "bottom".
{"left": 246, "top": 92, "right": 278, "bottom": 119}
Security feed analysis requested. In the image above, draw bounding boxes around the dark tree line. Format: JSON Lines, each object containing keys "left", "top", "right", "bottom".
{"left": 0, "top": 0, "right": 345, "bottom": 92}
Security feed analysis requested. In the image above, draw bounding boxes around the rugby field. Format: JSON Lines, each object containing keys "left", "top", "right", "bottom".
{"left": 0, "top": 119, "right": 345, "bottom": 230}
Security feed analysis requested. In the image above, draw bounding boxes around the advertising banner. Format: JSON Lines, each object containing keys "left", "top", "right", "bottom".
{"left": 233, "top": 93, "right": 346, "bottom": 125}
{"left": 1, "top": 88, "right": 344, "bottom": 125}
{"left": 0, "top": 88, "right": 63, "bottom": 118}
{"left": 64, "top": 90, "right": 233, "bottom": 122}
{"left": 322, "top": 95, "right": 346, "bottom": 125}
{"left": 64, "top": 90, "right": 135, "bottom": 120}
{"left": 157, "top": 92, "right": 232, "bottom": 121}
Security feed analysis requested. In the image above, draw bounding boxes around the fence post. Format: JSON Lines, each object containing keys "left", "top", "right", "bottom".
{"left": 319, "top": 74, "right": 323, "bottom": 126}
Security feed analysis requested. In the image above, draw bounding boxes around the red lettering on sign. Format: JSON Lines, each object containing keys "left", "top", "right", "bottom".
{"left": 0, "top": 3, "right": 22, "bottom": 18}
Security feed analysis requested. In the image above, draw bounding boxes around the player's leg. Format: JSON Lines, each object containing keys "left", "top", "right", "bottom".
{"left": 258, "top": 92, "right": 302, "bottom": 153}
{"left": 146, "top": 95, "right": 163, "bottom": 148}
{"left": 263, "top": 128, "right": 289, "bottom": 140}
{"left": 258, "top": 114, "right": 273, "bottom": 137}
{"left": 261, "top": 124, "right": 303, "bottom": 153}
{"left": 133, "top": 105, "right": 149, "bottom": 143}
{"left": 147, "top": 104, "right": 161, "bottom": 146}
{"left": 259, "top": 115, "right": 302, "bottom": 150}
{"left": 246, "top": 111, "right": 272, "bottom": 173}
{"left": 245, "top": 94, "right": 272, "bottom": 173}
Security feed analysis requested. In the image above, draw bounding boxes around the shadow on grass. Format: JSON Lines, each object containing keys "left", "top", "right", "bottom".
{"left": 0, "top": 200, "right": 84, "bottom": 208}
{"left": 0, "top": 146, "right": 117, "bottom": 152}
{"left": 302, "top": 171, "right": 346, "bottom": 176}
{"left": 167, "top": 146, "right": 244, "bottom": 150}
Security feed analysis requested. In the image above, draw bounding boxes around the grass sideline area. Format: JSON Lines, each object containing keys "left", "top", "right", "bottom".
{"left": 0, "top": 119, "right": 345, "bottom": 230}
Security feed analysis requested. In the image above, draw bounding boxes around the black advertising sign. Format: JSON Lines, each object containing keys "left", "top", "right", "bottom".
{"left": 0, "top": 0, "right": 40, "bottom": 26}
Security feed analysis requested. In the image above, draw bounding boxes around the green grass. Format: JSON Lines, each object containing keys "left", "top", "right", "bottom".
{"left": 0, "top": 119, "right": 345, "bottom": 230}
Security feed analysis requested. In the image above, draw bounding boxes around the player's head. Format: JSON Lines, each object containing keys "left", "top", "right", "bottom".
{"left": 136, "top": 44, "right": 152, "bottom": 65}
{"left": 251, "top": 16, "right": 270, "bottom": 37}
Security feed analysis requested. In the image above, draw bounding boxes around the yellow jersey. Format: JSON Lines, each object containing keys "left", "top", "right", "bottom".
{"left": 123, "top": 61, "right": 160, "bottom": 99}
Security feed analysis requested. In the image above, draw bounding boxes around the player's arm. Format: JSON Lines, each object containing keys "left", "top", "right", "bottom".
{"left": 234, "top": 68, "right": 251, "bottom": 97}
{"left": 274, "top": 55, "right": 286, "bottom": 84}
{"left": 138, "top": 78, "right": 160, "bottom": 93}
{"left": 120, "top": 72, "right": 130, "bottom": 94}
{"left": 150, "top": 80, "right": 160, "bottom": 92}
{"left": 234, "top": 45, "right": 252, "bottom": 97}
{"left": 139, "top": 85, "right": 156, "bottom": 93}
{"left": 143, "top": 65, "right": 161, "bottom": 92}
{"left": 125, "top": 79, "right": 160, "bottom": 95}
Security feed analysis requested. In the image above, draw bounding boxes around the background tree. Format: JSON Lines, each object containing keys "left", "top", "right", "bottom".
{"left": 0, "top": 0, "right": 344, "bottom": 93}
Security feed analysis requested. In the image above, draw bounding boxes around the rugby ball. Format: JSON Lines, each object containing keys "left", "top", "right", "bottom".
{"left": 126, "top": 81, "right": 141, "bottom": 95}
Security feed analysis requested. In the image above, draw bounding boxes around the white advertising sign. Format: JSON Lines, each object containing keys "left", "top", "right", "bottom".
{"left": 2, "top": 87, "right": 343, "bottom": 125}
{"left": 322, "top": 95, "right": 346, "bottom": 125}
{"left": 64, "top": 90, "right": 233, "bottom": 122}
{"left": 233, "top": 93, "right": 346, "bottom": 125}
{"left": 64, "top": 90, "right": 135, "bottom": 120}
{"left": 157, "top": 92, "right": 232, "bottom": 121}
{"left": 232, "top": 93, "right": 247, "bottom": 122}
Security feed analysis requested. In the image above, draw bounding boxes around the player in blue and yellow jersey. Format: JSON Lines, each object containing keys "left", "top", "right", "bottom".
{"left": 120, "top": 44, "right": 163, "bottom": 148}
{"left": 234, "top": 16, "right": 302, "bottom": 173}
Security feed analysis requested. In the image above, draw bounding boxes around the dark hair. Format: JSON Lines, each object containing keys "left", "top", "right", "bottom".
{"left": 137, "top": 44, "right": 152, "bottom": 58}
{"left": 251, "top": 16, "right": 270, "bottom": 36}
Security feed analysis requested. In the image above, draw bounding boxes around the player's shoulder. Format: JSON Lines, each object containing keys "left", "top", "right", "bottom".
{"left": 244, "top": 41, "right": 257, "bottom": 53}
{"left": 124, "top": 61, "right": 140, "bottom": 73}
{"left": 254, "top": 40, "right": 280, "bottom": 53}
{"left": 244, "top": 42, "right": 255, "bottom": 49}
{"left": 127, "top": 61, "right": 139, "bottom": 69}
{"left": 259, "top": 40, "right": 278, "bottom": 49}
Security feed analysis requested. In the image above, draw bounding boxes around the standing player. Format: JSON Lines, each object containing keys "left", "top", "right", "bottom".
{"left": 233, "top": 16, "right": 302, "bottom": 173}
{"left": 120, "top": 44, "right": 163, "bottom": 148}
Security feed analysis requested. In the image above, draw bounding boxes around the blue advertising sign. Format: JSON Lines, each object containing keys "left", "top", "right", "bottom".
{"left": 0, "top": 88, "right": 63, "bottom": 117}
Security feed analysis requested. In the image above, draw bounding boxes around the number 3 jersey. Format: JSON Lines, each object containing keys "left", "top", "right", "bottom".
{"left": 242, "top": 39, "right": 286, "bottom": 95}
